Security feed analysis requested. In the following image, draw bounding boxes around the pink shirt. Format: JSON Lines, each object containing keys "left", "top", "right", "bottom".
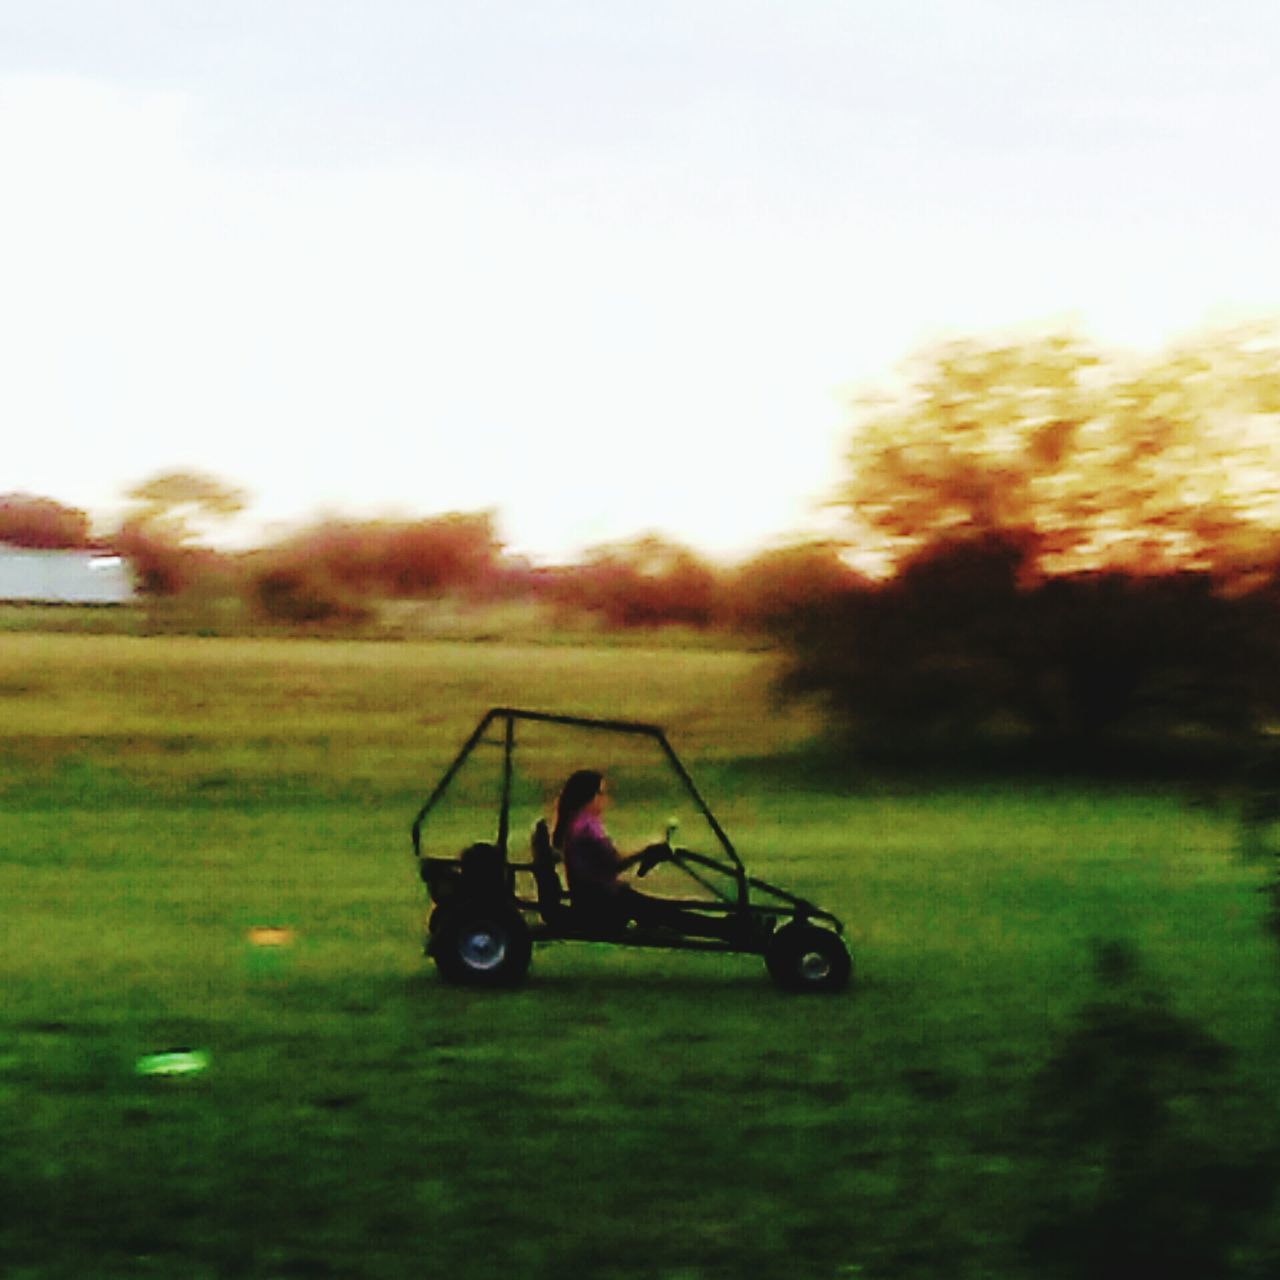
{"left": 563, "top": 812, "right": 624, "bottom": 897}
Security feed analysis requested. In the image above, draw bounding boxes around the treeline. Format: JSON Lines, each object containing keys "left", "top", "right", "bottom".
{"left": 237, "top": 519, "right": 869, "bottom": 631}
{"left": 10, "top": 322, "right": 1280, "bottom": 766}
{"left": 14, "top": 479, "right": 1280, "bottom": 767}
{"left": 0, "top": 491, "right": 864, "bottom": 633}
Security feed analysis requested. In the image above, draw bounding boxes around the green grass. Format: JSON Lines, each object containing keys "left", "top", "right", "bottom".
{"left": 0, "top": 597, "right": 767, "bottom": 647}
{"left": 1, "top": 635, "right": 1278, "bottom": 1278}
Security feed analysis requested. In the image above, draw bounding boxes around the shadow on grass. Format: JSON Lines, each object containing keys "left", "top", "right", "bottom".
{"left": 513, "top": 969, "right": 777, "bottom": 997}
{"left": 717, "top": 729, "right": 1266, "bottom": 798}
{"left": 1021, "top": 939, "right": 1280, "bottom": 1279}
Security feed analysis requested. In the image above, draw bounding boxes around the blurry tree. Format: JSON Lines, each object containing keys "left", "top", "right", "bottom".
{"left": 779, "top": 324, "right": 1280, "bottom": 763}
{"left": 726, "top": 540, "right": 868, "bottom": 631}
{"left": 840, "top": 325, "right": 1280, "bottom": 582}
{"left": 570, "top": 534, "right": 722, "bottom": 628}
{"left": 111, "top": 523, "right": 190, "bottom": 596}
{"left": 779, "top": 533, "right": 1031, "bottom": 751}
{"left": 248, "top": 563, "right": 372, "bottom": 627}
{"left": 111, "top": 526, "right": 238, "bottom": 598}
{"left": 778, "top": 531, "right": 1277, "bottom": 761}
{"left": 0, "top": 494, "right": 92, "bottom": 549}
{"left": 123, "top": 470, "right": 249, "bottom": 546}
{"left": 271, "top": 511, "right": 505, "bottom": 599}
{"left": 382, "top": 511, "right": 505, "bottom": 597}
{"left": 115, "top": 471, "right": 247, "bottom": 597}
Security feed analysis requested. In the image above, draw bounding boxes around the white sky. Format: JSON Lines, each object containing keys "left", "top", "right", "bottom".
{"left": 2, "top": 1, "right": 1278, "bottom": 562}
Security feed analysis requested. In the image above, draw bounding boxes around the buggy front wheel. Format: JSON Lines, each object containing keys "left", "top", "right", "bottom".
{"left": 766, "top": 924, "right": 851, "bottom": 994}
{"left": 430, "top": 906, "right": 532, "bottom": 988}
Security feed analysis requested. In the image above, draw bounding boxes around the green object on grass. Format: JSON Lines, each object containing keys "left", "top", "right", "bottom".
{"left": 135, "top": 1049, "right": 209, "bottom": 1077}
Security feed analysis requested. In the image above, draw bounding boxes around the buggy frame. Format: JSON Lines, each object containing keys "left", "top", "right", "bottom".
{"left": 412, "top": 708, "right": 850, "bottom": 989}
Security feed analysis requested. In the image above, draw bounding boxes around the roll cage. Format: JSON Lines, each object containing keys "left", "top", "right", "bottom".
{"left": 411, "top": 707, "right": 843, "bottom": 943}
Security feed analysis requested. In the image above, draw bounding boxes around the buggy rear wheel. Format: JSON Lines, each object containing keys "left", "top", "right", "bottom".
{"left": 430, "top": 905, "right": 532, "bottom": 988}
{"left": 766, "top": 924, "right": 851, "bottom": 993}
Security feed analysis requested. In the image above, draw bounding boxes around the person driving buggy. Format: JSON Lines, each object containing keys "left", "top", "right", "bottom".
{"left": 553, "top": 769, "right": 736, "bottom": 940}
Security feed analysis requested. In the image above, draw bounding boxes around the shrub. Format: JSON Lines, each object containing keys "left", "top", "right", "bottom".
{"left": 1022, "top": 941, "right": 1278, "bottom": 1278}
{"left": 776, "top": 531, "right": 1278, "bottom": 766}
{"left": 248, "top": 565, "right": 371, "bottom": 627}
{"left": 0, "top": 494, "right": 92, "bottom": 549}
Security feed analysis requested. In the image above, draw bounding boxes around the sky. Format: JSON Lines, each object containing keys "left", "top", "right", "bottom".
{"left": 2, "top": 1, "right": 1278, "bottom": 563}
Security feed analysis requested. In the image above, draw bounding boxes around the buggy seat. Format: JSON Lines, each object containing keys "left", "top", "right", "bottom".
{"left": 530, "top": 819, "right": 571, "bottom": 926}
{"left": 529, "top": 820, "right": 630, "bottom": 939}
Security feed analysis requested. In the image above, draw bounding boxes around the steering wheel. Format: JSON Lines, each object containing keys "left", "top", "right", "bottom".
{"left": 636, "top": 842, "right": 672, "bottom": 877}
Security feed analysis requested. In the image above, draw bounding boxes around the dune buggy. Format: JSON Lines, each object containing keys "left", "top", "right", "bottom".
{"left": 411, "top": 708, "right": 851, "bottom": 992}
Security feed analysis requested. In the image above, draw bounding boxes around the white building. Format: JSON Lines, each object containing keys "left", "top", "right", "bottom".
{"left": 0, "top": 545, "right": 135, "bottom": 604}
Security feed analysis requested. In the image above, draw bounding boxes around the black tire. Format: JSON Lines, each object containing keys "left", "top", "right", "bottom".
{"left": 431, "top": 905, "right": 532, "bottom": 988}
{"left": 765, "top": 924, "right": 851, "bottom": 994}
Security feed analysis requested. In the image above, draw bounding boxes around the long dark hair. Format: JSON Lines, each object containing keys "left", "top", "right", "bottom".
{"left": 553, "top": 769, "right": 603, "bottom": 848}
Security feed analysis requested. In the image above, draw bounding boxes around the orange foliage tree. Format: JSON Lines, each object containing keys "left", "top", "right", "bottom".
{"left": 115, "top": 470, "right": 248, "bottom": 596}
{"left": 779, "top": 325, "right": 1280, "bottom": 760}
{"left": 725, "top": 541, "right": 867, "bottom": 631}
{"left": 840, "top": 325, "right": 1280, "bottom": 582}
{"left": 267, "top": 512, "right": 506, "bottom": 599}
{"left": 0, "top": 494, "right": 92, "bottom": 549}
{"left": 547, "top": 535, "right": 723, "bottom": 629}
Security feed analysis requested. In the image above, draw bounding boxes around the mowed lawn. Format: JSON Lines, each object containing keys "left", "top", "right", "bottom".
{"left": 1, "top": 635, "right": 1277, "bottom": 1279}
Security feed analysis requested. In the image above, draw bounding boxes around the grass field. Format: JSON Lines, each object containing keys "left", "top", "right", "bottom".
{"left": 2, "top": 635, "right": 1278, "bottom": 1278}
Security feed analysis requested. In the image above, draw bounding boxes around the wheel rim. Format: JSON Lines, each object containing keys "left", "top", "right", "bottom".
{"left": 799, "top": 949, "right": 832, "bottom": 982}
{"left": 460, "top": 927, "right": 507, "bottom": 971}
